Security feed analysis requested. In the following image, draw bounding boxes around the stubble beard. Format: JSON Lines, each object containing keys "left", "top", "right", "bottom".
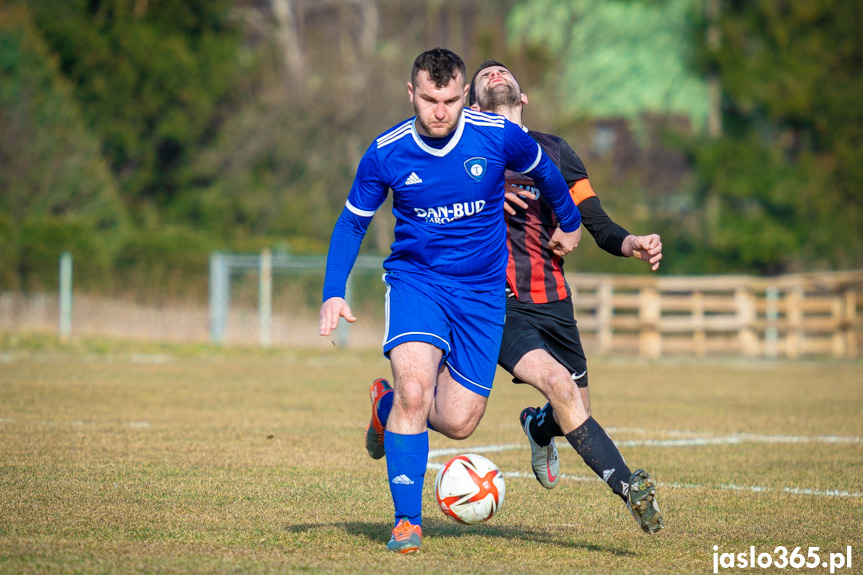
{"left": 479, "top": 82, "right": 521, "bottom": 113}
{"left": 415, "top": 113, "right": 459, "bottom": 138}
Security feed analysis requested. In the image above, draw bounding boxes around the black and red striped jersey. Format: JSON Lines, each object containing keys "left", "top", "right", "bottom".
{"left": 505, "top": 129, "right": 631, "bottom": 304}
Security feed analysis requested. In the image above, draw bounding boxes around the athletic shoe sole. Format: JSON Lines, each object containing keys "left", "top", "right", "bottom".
{"left": 628, "top": 468, "right": 664, "bottom": 534}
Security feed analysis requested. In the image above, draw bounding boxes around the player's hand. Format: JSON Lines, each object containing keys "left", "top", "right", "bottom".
{"left": 319, "top": 297, "right": 356, "bottom": 336}
{"left": 548, "top": 225, "right": 582, "bottom": 257}
{"left": 623, "top": 234, "right": 663, "bottom": 271}
{"left": 503, "top": 184, "right": 535, "bottom": 215}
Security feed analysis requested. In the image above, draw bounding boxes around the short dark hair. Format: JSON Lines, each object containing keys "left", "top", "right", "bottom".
{"left": 468, "top": 59, "right": 518, "bottom": 106}
{"left": 411, "top": 48, "right": 466, "bottom": 88}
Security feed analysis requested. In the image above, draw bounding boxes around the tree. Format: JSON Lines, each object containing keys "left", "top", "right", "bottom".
{"left": 25, "top": 0, "right": 243, "bottom": 216}
{"left": 687, "top": 0, "right": 863, "bottom": 273}
{"left": 0, "top": 5, "right": 126, "bottom": 290}
{"left": 507, "top": 0, "right": 709, "bottom": 129}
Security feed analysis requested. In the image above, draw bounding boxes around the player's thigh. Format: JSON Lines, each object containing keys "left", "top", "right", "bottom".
{"left": 498, "top": 302, "right": 544, "bottom": 379}
{"left": 512, "top": 348, "right": 573, "bottom": 396}
{"left": 433, "top": 364, "right": 488, "bottom": 430}
{"left": 389, "top": 340, "right": 442, "bottom": 392}
{"left": 502, "top": 298, "right": 589, "bottom": 388}
{"left": 443, "top": 286, "right": 505, "bottom": 398}
{"left": 382, "top": 272, "right": 453, "bottom": 359}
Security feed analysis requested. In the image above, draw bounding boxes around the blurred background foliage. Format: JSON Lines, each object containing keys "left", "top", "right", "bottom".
{"left": 0, "top": 0, "right": 861, "bottom": 297}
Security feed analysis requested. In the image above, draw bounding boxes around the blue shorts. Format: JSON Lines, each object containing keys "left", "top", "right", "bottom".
{"left": 381, "top": 272, "right": 505, "bottom": 397}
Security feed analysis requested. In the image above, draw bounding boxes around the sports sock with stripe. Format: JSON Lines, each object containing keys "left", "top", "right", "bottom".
{"left": 384, "top": 430, "right": 428, "bottom": 527}
{"left": 565, "top": 417, "right": 631, "bottom": 502}
{"left": 529, "top": 402, "right": 563, "bottom": 447}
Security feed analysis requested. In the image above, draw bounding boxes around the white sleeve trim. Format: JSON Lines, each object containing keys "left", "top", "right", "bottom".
{"left": 518, "top": 143, "right": 542, "bottom": 174}
{"left": 518, "top": 144, "right": 542, "bottom": 174}
{"left": 345, "top": 200, "right": 376, "bottom": 218}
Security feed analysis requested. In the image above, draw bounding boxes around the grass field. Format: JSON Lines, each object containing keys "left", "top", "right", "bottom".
{"left": 1, "top": 338, "right": 861, "bottom": 574}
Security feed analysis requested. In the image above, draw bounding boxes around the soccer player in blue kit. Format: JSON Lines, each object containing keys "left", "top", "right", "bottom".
{"left": 318, "top": 48, "right": 582, "bottom": 553}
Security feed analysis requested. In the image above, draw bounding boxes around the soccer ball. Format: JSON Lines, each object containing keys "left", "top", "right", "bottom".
{"left": 434, "top": 454, "right": 505, "bottom": 525}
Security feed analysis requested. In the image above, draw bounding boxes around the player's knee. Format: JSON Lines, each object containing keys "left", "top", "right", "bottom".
{"left": 545, "top": 372, "right": 578, "bottom": 406}
{"left": 394, "top": 380, "right": 430, "bottom": 413}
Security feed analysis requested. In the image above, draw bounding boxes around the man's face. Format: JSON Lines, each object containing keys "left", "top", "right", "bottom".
{"left": 408, "top": 70, "right": 468, "bottom": 138}
{"left": 472, "top": 65, "right": 525, "bottom": 112}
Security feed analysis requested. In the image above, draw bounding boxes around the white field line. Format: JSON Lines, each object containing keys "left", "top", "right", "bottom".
{"left": 615, "top": 433, "right": 862, "bottom": 448}
{"left": 428, "top": 431, "right": 863, "bottom": 499}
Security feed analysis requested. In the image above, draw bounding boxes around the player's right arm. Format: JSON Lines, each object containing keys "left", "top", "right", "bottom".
{"left": 320, "top": 148, "right": 388, "bottom": 336}
{"left": 547, "top": 225, "right": 582, "bottom": 257}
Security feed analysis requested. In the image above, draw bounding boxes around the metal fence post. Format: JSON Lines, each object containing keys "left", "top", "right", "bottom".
{"left": 259, "top": 249, "right": 272, "bottom": 348}
{"left": 209, "top": 252, "right": 229, "bottom": 345}
{"left": 59, "top": 252, "right": 72, "bottom": 343}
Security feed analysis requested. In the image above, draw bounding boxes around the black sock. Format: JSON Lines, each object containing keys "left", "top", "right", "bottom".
{"left": 565, "top": 417, "right": 631, "bottom": 503}
{"left": 528, "top": 403, "right": 563, "bottom": 447}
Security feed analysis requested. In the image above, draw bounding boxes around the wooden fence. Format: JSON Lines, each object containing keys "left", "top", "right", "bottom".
{"left": 2, "top": 269, "right": 861, "bottom": 359}
{"left": 568, "top": 270, "right": 863, "bottom": 359}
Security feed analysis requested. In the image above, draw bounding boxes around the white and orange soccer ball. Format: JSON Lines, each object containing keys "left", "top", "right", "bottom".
{"left": 434, "top": 454, "right": 505, "bottom": 525}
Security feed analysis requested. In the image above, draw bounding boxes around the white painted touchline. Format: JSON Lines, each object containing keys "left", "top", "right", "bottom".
{"left": 427, "top": 431, "right": 862, "bottom": 499}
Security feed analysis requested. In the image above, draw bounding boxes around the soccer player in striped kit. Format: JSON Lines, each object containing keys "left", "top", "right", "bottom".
{"left": 469, "top": 60, "right": 665, "bottom": 535}
{"left": 319, "top": 48, "right": 582, "bottom": 553}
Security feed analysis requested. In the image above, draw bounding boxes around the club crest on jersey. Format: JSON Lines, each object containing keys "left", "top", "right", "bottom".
{"left": 464, "top": 157, "right": 487, "bottom": 181}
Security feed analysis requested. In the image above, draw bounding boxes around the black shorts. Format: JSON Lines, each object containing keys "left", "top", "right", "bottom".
{"left": 498, "top": 296, "right": 588, "bottom": 388}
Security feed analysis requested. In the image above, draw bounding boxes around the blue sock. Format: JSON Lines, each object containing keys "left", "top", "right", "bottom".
{"left": 384, "top": 430, "right": 428, "bottom": 527}
{"left": 377, "top": 391, "right": 393, "bottom": 426}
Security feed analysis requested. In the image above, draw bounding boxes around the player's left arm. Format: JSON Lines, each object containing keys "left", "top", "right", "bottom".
{"left": 568, "top": 186, "right": 662, "bottom": 270}
{"left": 622, "top": 233, "right": 663, "bottom": 271}
{"left": 554, "top": 138, "right": 629, "bottom": 256}
{"left": 320, "top": 147, "right": 388, "bottom": 335}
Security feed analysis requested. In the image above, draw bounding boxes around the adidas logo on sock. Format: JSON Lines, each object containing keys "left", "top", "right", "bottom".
{"left": 405, "top": 172, "right": 422, "bottom": 185}
{"left": 392, "top": 474, "right": 414, "bottom": 485}
{"left": 602, "top": 468, "right": 616, "bottom": 483}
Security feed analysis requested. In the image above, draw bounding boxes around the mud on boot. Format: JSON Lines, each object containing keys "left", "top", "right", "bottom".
{"left": 627, "top": 468, "right": 664, "bottom": 534}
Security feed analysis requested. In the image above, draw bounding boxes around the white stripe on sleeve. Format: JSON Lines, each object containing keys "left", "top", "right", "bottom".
{"left": 520, "top": 143, "right": 542, "bottom": 174}
{"left": 345, "top": 200, "right": 376, "bottom": 218}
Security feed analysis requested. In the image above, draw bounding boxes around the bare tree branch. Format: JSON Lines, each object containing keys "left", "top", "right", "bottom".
{"left": 270, "top": 0, "right": 307, "bottom": 85}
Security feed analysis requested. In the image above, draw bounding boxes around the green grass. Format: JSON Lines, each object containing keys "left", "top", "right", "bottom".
{"left": 0, "top": 341, "right": 861, "bottom": 573}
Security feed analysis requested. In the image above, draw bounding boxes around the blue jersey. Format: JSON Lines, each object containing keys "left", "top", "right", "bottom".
{"left": 323, "top": 109, "right": 581, "bottom": 299}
